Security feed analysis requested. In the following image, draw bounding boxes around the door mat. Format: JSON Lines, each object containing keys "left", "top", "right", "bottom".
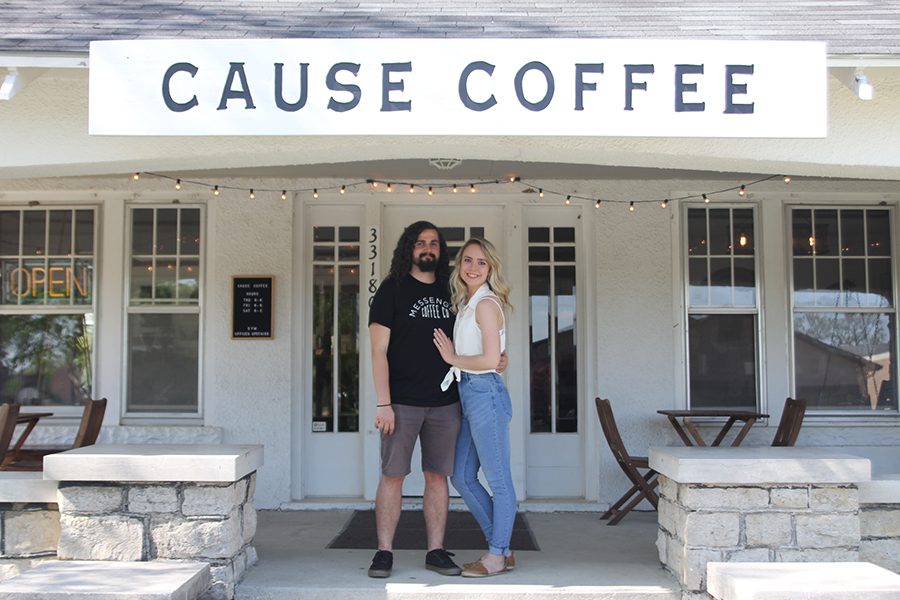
{"left": 328, "top": 510, "right": 539, "bottom": 551}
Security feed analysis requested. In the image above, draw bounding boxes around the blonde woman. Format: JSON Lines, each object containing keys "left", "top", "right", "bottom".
{"left": 434, "top": 237, "right": 515, "bottom": 577}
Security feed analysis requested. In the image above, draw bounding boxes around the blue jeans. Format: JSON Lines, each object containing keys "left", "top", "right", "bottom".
{"left": 450, "top": 372, "right": 516, "bottom": 556}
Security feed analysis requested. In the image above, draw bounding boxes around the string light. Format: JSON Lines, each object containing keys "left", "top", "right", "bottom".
{"left": 739, "top": 232, "right": 748, "bottom": 247}
{"left": 132, "top": 172, "right": 787, "bottom": 207}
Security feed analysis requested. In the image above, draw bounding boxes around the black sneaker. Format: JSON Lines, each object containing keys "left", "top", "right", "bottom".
{"left": 368, "top": 550, "right": 393, "bottom": 578}
{"left": 425, "top": 548, "right": 462, "bottom": 576}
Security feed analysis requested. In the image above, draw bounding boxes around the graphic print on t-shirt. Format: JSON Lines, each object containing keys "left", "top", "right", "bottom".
{"left": 409, "top": 296, "right": 452, "bottom": 319}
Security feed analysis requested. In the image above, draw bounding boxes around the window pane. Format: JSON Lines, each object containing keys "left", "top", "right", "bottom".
{"left": 732, "top": 209, "right": 754, "bottom": 256}
{"left": 313, "top": 246, "right": 334, "bottom": 261}
{"left": 441, "top": 227, "right": 465, "bottom": 242}
{"left": 131, "top": 258, "right": 154, "bottom": 301}
{"left": 155, "top": 259, "right": 177, "bottom": 301}
{"left": 689, "top": 257, "right": 709, "bottom": 306}
{"left": 794, "top": 312, "right": 896, "bottom": 411}
{"left": 47, "top": 210, "right": 72, "bottom": 255}
{"left": 46, "top": 259, "right": 72, "bottom": 306}
{"left": 529, "top": 265, "right": 551, "bottom": 433}
{"left": 793, "top": 258, "right": 814, "bottom": 307}
{"left": 470, "top": 227, "right": 485, "bottom": 239}
{"left": 177, "top": 259, "right": 200, "bottom": 302}
{"left": 528, "top": 246, "right": 550, "bottom": 262}
{"left": 156, "top": 209, "right": 178, "bottom": 254}
{"left": 180, "top": 209, "right": 200, "bottom": 255}
{"left": 554, "top": 246, "right": 575, "bottom": 262}
{"left": 687, "top": 208, "right": 707, "bottom": 256}
{"left": 555, "top": 265, "right": 577, "bottom": 433}
{"left": 709, "top": 209, "right": 731, "bottom": 255}
{"left": 793, "top": 209, "right": 813, "bottom": 256}
{"left": 842, "top": 258, "right": 866, "bottom": 308}
{"left": 74, "top": 210, "right": 94, "bottom": 256}
{"left": 312, "top": 265, "right": 334, "bottom": 432}
{"left": 554, "top": 227, "right": 575, "bottom": 243}
{"left": 20, "top": 259, "right": 46, "bottom": 305}
{"left": 841, "top": 210, "right": 864, "bottom": 256}
{"left": 127, "top": 313, "right": 199, "bottom": 412}
{"left": 0, "top": 314, "right": 93, "bottom": 406}
{"left": 72, "top": 259, "right": 93, "bottom": 305}
{"left": 22, "top": 211, "right": 45, "bottom": 257}
{"left": 338, "top": 245, "right": 359, "bottom": 261}
{"left": 529, "top": 227, "right": 549, "bottom": 243}
{"left": 132, "top": 209, "right": 154, "bottom": 255}
{"left": 867, "top": 210, "right": 891, "bottom": 257}
{"left": 709, "top": 257, "right": 732, "bottom": 305}
{"left": 1, "top": 258, "right": 20, "bottom": 305}
{"left": 814, "top": 209, "right": 838, "bottom": 256}
{"left": 815, "top": 259, "right": 840, "bottom": 307}
{"left": 0, "top": 211, "right": 20, "bottom": 255}
{"left": 689, "top": 314, "right": 757, "bottom": 410}
{"left": 869, "top": 258, "right": 893, "bottom": 308}
{"left": 733, "top": 258, "right": 756, "bottom": 306}
{"left": 338, "top": 265, "right": 359, "bottom": 433}
{"left": 338, "top": 226, "right": 359, "bottom": 243}
{"left": 313, "top": 226, "right": 334, "bottom": 242}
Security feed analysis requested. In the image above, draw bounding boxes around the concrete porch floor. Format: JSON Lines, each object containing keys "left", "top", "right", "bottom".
{"left": 237, "top": 509, "right": 681, "bottom": 600}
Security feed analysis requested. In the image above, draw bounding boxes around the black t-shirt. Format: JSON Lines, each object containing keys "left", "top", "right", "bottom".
{"left": 368, "top": 274, "right": 459, "bottom": 407}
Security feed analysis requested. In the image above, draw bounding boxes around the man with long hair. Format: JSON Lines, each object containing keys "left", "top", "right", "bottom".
{"left": 367, "top": 221, "right": 462, "bottom": 578}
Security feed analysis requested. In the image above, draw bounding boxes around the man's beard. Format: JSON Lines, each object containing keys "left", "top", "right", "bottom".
{"left": 415, "top": 254, "right": 438, "bottom": 272}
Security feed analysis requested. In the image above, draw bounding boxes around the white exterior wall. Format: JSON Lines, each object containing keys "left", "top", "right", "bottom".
{"left": 3, "top": 66, "right": 900, "bottom": 509}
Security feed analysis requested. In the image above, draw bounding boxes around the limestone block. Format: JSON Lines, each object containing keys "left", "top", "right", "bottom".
{"left": 656, "top": 529, "right": 668, "bottom": 564}
{"left": 202, "top": 563, "right": 235, "bottom": 600}
{"left": 683, "top": 547, "right": 724, "bottom": 591}
{"left": 128, "top": 486, "right": 179, "bottom": 514}
{"left": 183, "top": 483, "right": 242, "bottom": 517}
{"left": 810, "top": 485, "right": 859, "bottom": 512}
{"left": 247, "top": 473, "right": 256, "bottom": 501}
{"left": 726, "top": 547, "right": 771, "bottom": 562}
{"left": 241, "top": 504, "right": 257, "bottom": 545}
{"left": 795, "top": 514, "right": 860, "bottom": 548}
{"left": 774, "top": 547, "right": 858, "bottom": 562}
{"left": 151, "top": 511, "right": 243, "bottom": 559}
{"left": 4, "top": 511, "right": 60, "bottom": 556}
{"left": 57, "top": 514, "right": 145, "bottom": 561}
{"left": 861, "top": 538, "right": 900, "bottom": 573}
{"left": 57, "top": 486, "right": 124, "bottom": 514}
{"left": 683, "top": 512, "right": 740, "bottom": 547}
{"left": 681, "top": 486, "right": 769, "bottom": 511}
{"left": 769, "top": 487, "right": 809, "bottom": 509}
{"left": 680, "top": 592, "right": 715, "bottom": 600}
{"left": 658, "top": 496, "right": 687, "bottom": 538}
{"left": 861, "top": 508, "right": 900, "bottom": 538}
{"left": 745, "top": 512, "right": 793, "bottom": 547}
{"left": 659, "top": 476, "right": 677, "bottom": 500}
{"left": 245, "top": 545, "right": 258, "bottom": 567}
{"left": 235, "top": 479, "right": 249, "bottom": 504}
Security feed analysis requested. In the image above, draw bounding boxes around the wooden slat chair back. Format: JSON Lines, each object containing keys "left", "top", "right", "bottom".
{"left": 772, "top": 397, "right": 806, "bottom": 447}
{"left": 0, "top": 403, "right": 21, "bottom": 467}
{"left": 73, "top": 397, "right": 107, "bottom": 448}
{"left": 595, "top": 398, "right": 660, "bottom": 525}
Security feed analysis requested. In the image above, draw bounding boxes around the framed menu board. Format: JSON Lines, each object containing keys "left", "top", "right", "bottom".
{"left": 232, "top": 276, "right": 274, "bottom": 339}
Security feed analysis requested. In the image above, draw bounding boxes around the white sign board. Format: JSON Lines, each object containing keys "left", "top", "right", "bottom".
{"left": 89, "top": 38, "right": 826, "bottom": 137}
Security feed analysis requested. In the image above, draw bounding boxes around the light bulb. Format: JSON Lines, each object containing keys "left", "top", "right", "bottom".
{"left": 703, "top": 193, "right": 710, "bottom": 204}
{"left": 175, "top": 179, "right": 182, "bottom": 191}
{"left": 452, "top": 184, "right": 458, "bottom": 193}
{"left": 470, "top": 184, "right": 476, "bottom": 193}
{"left": 661, "top": 198, "right": 669, "bottom": 208}
{"left": 249, "top": 189, "right": 255, "bottom": 199}
{"left": 739, "top": 233, "right": 748, "bottom": 247}
{"left": 213, "top": 185, "right": 219, "bottom": 196}
{"left": 783, "top": 175, "right": 792, "bottom": 184}
{"left": 313, "top": 189, "right": 319, "bottom": 199}
{"left": 565, "top": 195, "right": 571, "bottom": 205}
{"left": 594, "top": 199, "right": 601, "bottom": 209}
{"left": 738, "top": 185, "right": 746, "bottom": 197}
{"left": 281, "top": 190, "right": 287, "bottom": 201}
{"left": 427, "top": 187, "right": 434, "bottom": 196}
{"left": 409, "top": 184, "right": 415, "bottom": 194}
{"left": 133, "top": 172, "right": 140, "bottom": 181}
{"left": 629, "top": 201, "right": 635, "bottom": 212}
{"left": 386, "top": 183, "right": 393, "bottom": 192}
{"left": 539, "top": 188, "right": 544, "bottom": 198}
{"left": 340, "top": 185, "right": 346, "bottom": 194}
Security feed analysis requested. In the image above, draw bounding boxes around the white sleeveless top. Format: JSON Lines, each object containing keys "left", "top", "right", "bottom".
{"left": 440, "top": 284, "right": 506, "bottom": 391}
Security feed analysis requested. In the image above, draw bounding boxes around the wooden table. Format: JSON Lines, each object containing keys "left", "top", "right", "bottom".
{"left": 657, "top": 409, "right": 769, "bottom": 447}
{"left": 8, "top": 412, "right": 53, "bottom": 464}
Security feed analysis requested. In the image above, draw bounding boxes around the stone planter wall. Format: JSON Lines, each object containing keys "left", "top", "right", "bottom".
{"left": 859, "top": 476, "right": 900, "bottom": 574}
{"left": 56, "top": 474, "right": 257, "bottom": 600}
{"left": 657, "top": 476, "right": 860, "bottom": 592}
{"left": 0, "top": 503, "right": 59, "bottom": 582}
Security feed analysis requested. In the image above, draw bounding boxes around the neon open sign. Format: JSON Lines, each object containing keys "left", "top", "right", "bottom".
{"left": 6, "top": 265, "right": 90, "bottom": 299}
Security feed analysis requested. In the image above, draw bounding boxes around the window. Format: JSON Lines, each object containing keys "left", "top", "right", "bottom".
{"left": 126, "top": 206, "right": 202, "bottom": 414}
{"left": 791, "top": 207, "right": 897, "bottom": 412}
{"left": 685, "top": 206, "right": 759, "bottom": 410}
{"left": 0, "top": 208, "right": 96, "bottom": 407}
{"left": 311, "top": 225, "right": 360, "bottom": 432}
{"left": 528, "top": 226, "right": 578, "bottom": 433}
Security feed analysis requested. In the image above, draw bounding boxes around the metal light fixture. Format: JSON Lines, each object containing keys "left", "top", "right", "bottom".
{"left": 855, "top": 71, "right": 874, "bottom": 100}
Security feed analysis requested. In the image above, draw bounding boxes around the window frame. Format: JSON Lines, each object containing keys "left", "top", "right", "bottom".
{"left": 787, "top": 203, "right": 899, "bottom": 417}
{"left": 0, "top": 204, "right": 99, "bottom": 416}
{"left": 122, "top": 202, "right": 205, "bottom": 419}
{"left": 682, "top": 202, "right": 764, "bottom": 411}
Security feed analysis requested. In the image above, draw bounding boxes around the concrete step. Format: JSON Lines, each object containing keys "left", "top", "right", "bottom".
{"left": 0, "top": 560, "right": 210, "bottom": 600}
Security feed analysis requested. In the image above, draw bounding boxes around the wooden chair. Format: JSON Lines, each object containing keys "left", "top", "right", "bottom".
{"left": 595, "top": 398, "right": 660, "bottom": 525}
{"left": 772, "top": 397, "right": 806, "bottom": 447}
{"left": 6, "top": 398, "right": 107, "bottom": 470}
{"left": 0, "top": 403, "right": 21, "bottom": 467}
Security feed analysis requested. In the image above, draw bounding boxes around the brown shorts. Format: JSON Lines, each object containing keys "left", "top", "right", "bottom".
{"left": 381, "top": 403, "right": 461, "bottom": 477}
